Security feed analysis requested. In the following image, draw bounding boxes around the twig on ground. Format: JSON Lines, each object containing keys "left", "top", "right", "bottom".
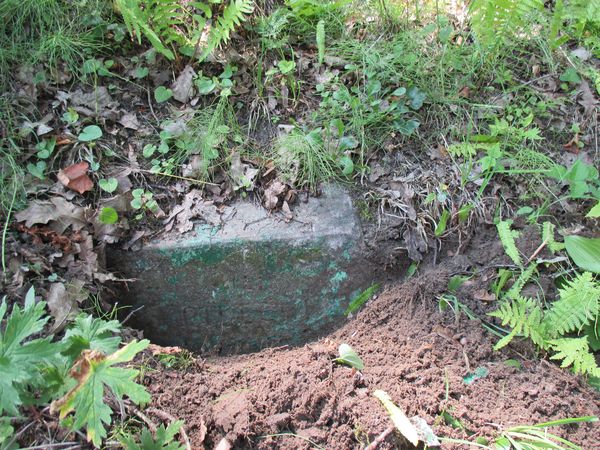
{"left": 364, "top": 426, "right": 395, "bottom": 450}
{"left": 527, "top": 238, "right": 548, "bottom": 265}
{"left": 21, "top": 443, "right": 79, "bottom": 450}
{"left": 130, "top": 406, "right": 158, "bottom": 434}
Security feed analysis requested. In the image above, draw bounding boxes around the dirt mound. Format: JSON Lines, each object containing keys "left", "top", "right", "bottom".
{"left": 145, "top": 270, "right": 600, "bottom": 449}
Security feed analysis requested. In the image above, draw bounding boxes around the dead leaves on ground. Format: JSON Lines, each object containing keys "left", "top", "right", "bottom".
{"left": 57, "top": 162, "right": 94, "bottom": 194}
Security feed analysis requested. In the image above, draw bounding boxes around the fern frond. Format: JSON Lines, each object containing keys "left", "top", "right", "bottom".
{"left": 469, "top": 0, "right": 544, "bottom": 47}
{"left": 489, "top": 296, "right": 546, "bottom": 350}
{"left": 549, "top": 336, "right": 600, "bottom": 377}
{"left": 199, "top": 0, "right": 254, "bottom": 60}
{"left": 505, "top": 263, "right": 538, "bottom": 300}
{"left": 544, "top": 272, "right": 600, "bottom": 336}
{"left": 113, "top": 0, "right": 175, "bottom": 59}
{"left": 497, "top": 220, "right": 522, "bottom": 266}
{"left": 542, "top": 222, "right": 565, "bottom": 254}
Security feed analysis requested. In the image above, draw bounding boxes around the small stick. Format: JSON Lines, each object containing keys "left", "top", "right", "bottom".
{"left": 526, "top": 238, "right": 548, "bottom": 265}
{"left": 147, "top": 408, "right": 192, "bottom": 450}
{"left": 130, "top": 406, "right": 158, "bottom": 434}
{"left": 364, "top": 426, "right": 395, "bottom": 450}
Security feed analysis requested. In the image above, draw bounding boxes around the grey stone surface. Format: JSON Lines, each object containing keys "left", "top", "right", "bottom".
{"left": 108, "top": 185, "right": 381, "bottom": 354}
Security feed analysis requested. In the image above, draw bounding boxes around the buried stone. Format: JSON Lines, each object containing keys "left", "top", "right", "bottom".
{"left": 108, "top": 185, "right": 381, "bottom": 354}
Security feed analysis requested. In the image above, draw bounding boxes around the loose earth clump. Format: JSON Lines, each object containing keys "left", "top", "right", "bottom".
{"left": 145, "top": 267, "right": 600, "bottom": 449}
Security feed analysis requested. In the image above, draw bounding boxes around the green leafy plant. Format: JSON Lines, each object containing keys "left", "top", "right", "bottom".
{"left": 120, "top": 421, "right": 185, "bottom": 450}
{"left": 490, "top": 271, "right": 600, "bottom": 377}
{"left": 496, "top": 220, "right": 522, "bottom": 267}
{"left": 273, "top": 128, "right": 339, "bottom": 192}
{"left": 565, "top": 235, "right": 600, "bottom": 273}
{"left": 131, "top": 188, "right": 160, "bottom": 216}
{"left": 114, "top": 0, "right": 254, "bottom": 61}
{"left": 335, "top": 343, "right": 364, "bottom": 370}
{"left": 345, "top": 284, "right": 379, "bottom": 316}
{"left": 0, "top": 288, "right": 151, "bottom": 447}
{"left": 549, "top": 159, "right": 600, "bottom": 201}
{"left": 99, "top": 207, "right": 119, "bottom": 225}
{"left": 154, "top": 86, "right": 173, "bottom": 103}
{"left": 443, "top": 416, "right": 598, "bottom": 449}
{"left": 51, "top": 340, "right": 150, "bottom": 446}
{"left": 0, "top": 287, "right": 55, "bottom": 417}
{"left": 78, "top": 125, "right": 103, "bottom": 142}
{"left": 469, "top": 0, "right": 544, "bottom": 48}
{"left": 316, "top": 19, "right": 325, "bottom": 64}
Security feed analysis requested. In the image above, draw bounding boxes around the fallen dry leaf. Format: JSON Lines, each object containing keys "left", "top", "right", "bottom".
{"left": 473, "top": 289, "right": 496, "bottom": 302}
{"left": 171, "top": 65, "right": 196, "bottom": 103}
{"left": 230, "top": 152, "right": 259, "bottom": 191}
{"left": 57, "top": 162, "right": 94, "bottom": 194}
{"left": 148, "top": 344, "right": 184, "bottom": 355}
{"left": 578, "top": 80, "right": 598, "bottom": 117}
{"left": 263, "top": 180, "right": 287, "bottom": 210}
{"left": 47, "top": 282, "right": 80, "bottom": 332}
{"left": 15, "top": 197, "right": 87, "bottom": 234}
{"left": 163, "top": 190, "right": 221, "bottom": 233}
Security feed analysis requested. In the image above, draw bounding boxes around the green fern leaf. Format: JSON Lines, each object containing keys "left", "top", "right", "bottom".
{"left": 544, "top": 272, "right": 600, "bottom": 336}
{"left": 497, "top": 220, "right": 522, "bottom": 266}
{"left": 199, "top": 0, "right": 254, "bottom": 60}
{"left": 505, "top": 263, "right": 537, "bottom": 300}
{"left": 469, "top": 0, "right": 544, "bottom": 47}
{"left": 549, "top": 336, "right": 600, "bottom": 377}
{"left": 489, "top": 296, "right": 545, "bottom": 350}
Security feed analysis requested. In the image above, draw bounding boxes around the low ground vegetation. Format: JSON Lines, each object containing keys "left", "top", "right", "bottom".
{"left": 0, "top": 0, "right": 599, "bottom": 448}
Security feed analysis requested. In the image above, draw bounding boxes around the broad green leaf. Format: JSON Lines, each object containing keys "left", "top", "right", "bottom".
{"left": 154, "top": 86, "right": 173, "bottom": 103}
{"left": 407, "top": 86, "right": 426, "bottom": 110}
{"left": 335, "top": 343, "right": 364, "bottom": 370}
{"left": 394, "top": 119, "right": 420, "bottom": 135}
{"left": 339, "top": 155, "right": 354, "bottom": 176}
{"left": 277, "top": 59, "right": 296, "bottom": 74}
{"left": 51, "top": 339, "right": 150, "bottom": 447}
{"left": 143, "top": 144, "right": 157, "bottom": 158}
{"left": 27, "top": 161, "right": 46, "bottom": 180}
{"left": 345, "top": 284, "right": 379, "bottom": 315}
{"left": 565, "top": 235, "right": 600, "bottom": 273}
{"left": 196, "top": 77, "right": 217, "bottom": 95}
{"left": 78, "top": 125, "right": 103, "bottom": 142}
{"left": 560, "top": 67, "right": 581, "bottom": 84}
{"left": 435, "top": 210, "right": 450, "bottom": 237}
{"left": 586, "top": 201, "right": 600, "bottom": 218}
{"left": 62, "top": 109, "right": 79, "bottom": 125}
{"left": 98, "top": 207, "right": 119, "bottom": 225}
{"left": 133, "top": 67, "right": 149, "bottom": 79}
{"left": 98, "top": 178, "right": 118, "bottom": 193}
{"left": 373, "top": 390, "right": 419, "bottom": 446}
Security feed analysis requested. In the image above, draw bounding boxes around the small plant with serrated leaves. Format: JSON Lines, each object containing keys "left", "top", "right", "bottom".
{"left": 120, "top": 420, "right": 185, "bottom": 450}
{"left": 0, "top": 287, "right": 151, "bottom": 448}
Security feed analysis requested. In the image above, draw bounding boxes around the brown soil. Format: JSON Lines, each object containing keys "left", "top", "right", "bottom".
{"left": 145, "top": 268, "right": 600, "bottom": 449}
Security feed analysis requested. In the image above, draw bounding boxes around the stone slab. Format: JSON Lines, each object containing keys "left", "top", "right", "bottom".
{"left": 107, "top": 185, "right": 379, "bottom": 354}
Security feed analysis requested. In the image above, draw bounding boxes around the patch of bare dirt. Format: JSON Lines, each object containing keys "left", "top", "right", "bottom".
{"left": 145, "top": 269, "right": 600, "bottom": 449}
